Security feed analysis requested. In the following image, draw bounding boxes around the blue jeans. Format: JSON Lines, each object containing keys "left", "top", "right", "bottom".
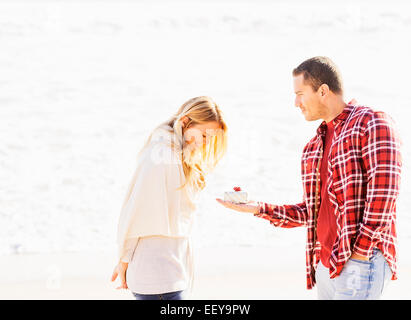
{"left": 316, "top": 249, "right": 392, "bottom": 300}
{"left": 132, "top": 290, "right": 185, "bottom": 300}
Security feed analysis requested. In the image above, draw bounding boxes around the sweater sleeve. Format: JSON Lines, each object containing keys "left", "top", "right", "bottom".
{"left": 120, "top": 237, "right": 139, "bottom": 263}
{"left": 116, "top": 142, "right": 184, "bottom": 261}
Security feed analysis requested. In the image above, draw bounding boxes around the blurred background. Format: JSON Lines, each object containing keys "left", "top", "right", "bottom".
{"left": 1, "top": 0, "right": 410, "bottom": 299}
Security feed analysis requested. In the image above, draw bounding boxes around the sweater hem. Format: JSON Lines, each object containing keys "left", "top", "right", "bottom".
{"left": 128, "top": 280, "right": 188, "bottom": 295}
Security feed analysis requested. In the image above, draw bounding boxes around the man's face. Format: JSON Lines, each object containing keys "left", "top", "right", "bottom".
{"left": 293, "top": 74, "right": 325, "bottom": 121}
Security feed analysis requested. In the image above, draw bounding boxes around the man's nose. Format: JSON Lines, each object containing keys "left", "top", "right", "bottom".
{"left": 294, "top": 97, "right": 301, "bottom": 108}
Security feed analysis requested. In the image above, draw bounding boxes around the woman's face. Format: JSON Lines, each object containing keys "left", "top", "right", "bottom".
{"left": 183, "top": 120, "right": 222, "bottom": 150}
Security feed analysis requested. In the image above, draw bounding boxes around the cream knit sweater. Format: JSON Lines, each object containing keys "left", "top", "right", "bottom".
{"left": 116, "top": 127, "right": 198, "bottom": 294}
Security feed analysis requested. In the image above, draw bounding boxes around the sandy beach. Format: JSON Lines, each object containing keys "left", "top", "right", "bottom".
{"left": 1, "top": 244, "right": 410, "bottom": 300}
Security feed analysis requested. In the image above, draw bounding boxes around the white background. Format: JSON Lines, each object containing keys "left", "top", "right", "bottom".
{"left": 1, "top": 0, "right": 410, "bottom": 299}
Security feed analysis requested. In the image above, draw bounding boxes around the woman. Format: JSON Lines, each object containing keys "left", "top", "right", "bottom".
{"left": 111, "top": 96, "right": 227, "bottom": 300}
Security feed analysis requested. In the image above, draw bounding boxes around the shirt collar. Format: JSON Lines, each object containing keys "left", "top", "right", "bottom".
{"left": 316, "top": 103, "right": 355, "bottom": 137}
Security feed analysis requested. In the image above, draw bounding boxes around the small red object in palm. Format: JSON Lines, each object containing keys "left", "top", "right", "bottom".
{"left": 233, "top": 187, "right": 241, "bottom": 192}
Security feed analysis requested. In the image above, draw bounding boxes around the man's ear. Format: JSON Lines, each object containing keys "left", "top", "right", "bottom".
{"left": 318, "top": 84, "right": 330, "bottom": 97}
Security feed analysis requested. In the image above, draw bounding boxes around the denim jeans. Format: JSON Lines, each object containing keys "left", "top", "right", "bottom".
{"left": 132, "top": 290, "right": 185, "bottom": 300}
{"left": 316, "top": 249, "right": 392, "bottom": 300}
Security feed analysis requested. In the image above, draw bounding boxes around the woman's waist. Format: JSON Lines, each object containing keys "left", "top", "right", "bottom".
{"left": 135, "top": 235, "right": 191, "bottom": 253}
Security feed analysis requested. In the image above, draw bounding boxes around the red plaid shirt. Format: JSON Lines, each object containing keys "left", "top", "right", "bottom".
{"left": 256, "top": 104, "right": 402, "bottom": 289}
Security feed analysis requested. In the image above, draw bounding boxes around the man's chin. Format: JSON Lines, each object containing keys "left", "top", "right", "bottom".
{"left": 303, "top": 114, "right": 319, "bottom": 122}
{"left": 303, "top": 114, "right": 313, "bottom": 121}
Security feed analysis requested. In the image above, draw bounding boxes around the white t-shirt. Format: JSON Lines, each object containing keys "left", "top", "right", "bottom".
{"left": 124, "top": 236, "right": 193, "bottom": 295}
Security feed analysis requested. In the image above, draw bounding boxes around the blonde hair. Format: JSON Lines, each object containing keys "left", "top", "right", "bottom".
{"left": 139, "top": 96, "right": 228, "bottom": 192}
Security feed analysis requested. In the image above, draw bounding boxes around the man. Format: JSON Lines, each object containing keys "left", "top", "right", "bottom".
{"left": 216, "top": 56, "right": 402, "bottom": 300}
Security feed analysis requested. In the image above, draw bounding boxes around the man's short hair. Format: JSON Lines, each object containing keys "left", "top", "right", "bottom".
{"left": 293, "top": 56, "right": 343, "bottom": 95}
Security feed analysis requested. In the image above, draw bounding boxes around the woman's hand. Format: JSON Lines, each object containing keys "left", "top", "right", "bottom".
{"left": 111, "top": 261, "right": 129, "bottom": 290}
{"left": 216, "top": 198, "right": 259, "bottom": 214}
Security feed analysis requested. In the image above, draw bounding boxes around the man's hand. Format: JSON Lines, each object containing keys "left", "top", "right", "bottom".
{"left": 216, "top": 198, "right": 259, "bottom": 214}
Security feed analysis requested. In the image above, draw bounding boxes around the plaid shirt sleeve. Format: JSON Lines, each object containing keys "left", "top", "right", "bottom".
{"left": 353, "top": 112, "right": 402, "bottom": 258}
{"left": 255, "top": 201, "right": 308, "bottom": 228}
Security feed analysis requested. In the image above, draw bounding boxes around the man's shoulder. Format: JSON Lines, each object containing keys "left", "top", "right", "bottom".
{"left": 347, "top": 105, "right": 395, "bottom": 131}
{"left": 348, "top": 106, "right": 392, "bottom": 125}
{"left": 302, "top": 105, "right": 394, "bottom": 150}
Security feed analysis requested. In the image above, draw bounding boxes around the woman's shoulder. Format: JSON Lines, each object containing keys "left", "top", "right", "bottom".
{"left": 139, "top": 127, "right": 182, "bottom": 169}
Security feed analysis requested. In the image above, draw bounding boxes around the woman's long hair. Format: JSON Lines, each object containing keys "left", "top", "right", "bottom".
{"left": 138, "top": 96, "right": 228, "bottom": 193}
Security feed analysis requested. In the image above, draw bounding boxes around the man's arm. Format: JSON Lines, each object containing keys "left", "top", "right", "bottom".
{"left": 255, "top": 201, "right": 308, "bottom": 228}
{"left": 352, "top": 112, "right": 402, "bottom": 259}
{"left": 215, "top": 198, "right": 307, "bottom": 228}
